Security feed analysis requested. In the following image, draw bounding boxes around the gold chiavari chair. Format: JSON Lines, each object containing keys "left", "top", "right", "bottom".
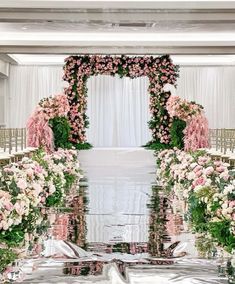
{"left": 0, "top": 128, "right": 14, "bottom": 166}
{"left": 208, "top": 129, "right": 235, "bottom": 162}
{"left": 0, "top": 127, "right": 39, "bottom": 167}
{"left": 209, "top": 128, "right": 223, "bottom": 161}
{"left": 209, "top": 129, "right": 217, "bottom": 149}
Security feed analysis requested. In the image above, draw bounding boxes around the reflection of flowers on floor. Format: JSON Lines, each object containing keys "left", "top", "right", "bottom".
{"left": 64, "top": 260, "right": 106, "bottom": 276}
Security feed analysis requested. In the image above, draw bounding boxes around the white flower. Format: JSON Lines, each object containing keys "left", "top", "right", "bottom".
{"left": 222, "top": 203, "right": 228, "bottom": 209}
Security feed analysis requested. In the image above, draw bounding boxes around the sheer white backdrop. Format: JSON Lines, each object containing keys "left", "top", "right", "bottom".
{"left": 87, "top": 75, "right": 150, "bottom": 147}
{"left": 2, "top": 65, "right": 235, "bottom": 147}
{"left": 3, "top": 66, "right": 66, "bottom": 128}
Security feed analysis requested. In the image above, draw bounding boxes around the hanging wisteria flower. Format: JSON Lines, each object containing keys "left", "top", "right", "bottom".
{"left": 27, "top": 93, "right": 70, "bottom": 152}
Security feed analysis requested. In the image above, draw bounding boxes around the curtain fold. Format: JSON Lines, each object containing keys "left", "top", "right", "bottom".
{"left": 3, "top": 65, "right": 235, "bottom": 147}
{"left": 177, "top": 67, "right": 235, "bottom": 129}
{"left": 4, "top": 65, "right": 66, "bottom": 128}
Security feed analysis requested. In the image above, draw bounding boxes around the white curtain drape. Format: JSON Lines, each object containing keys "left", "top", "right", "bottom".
{"left": 4, "top": 65, "right": 66, "bottom": 128}
{"left": 86, "top": 75, "right": 151, "bottom": 147}
{"left": 177, "top": 67, "right": 235, "bottom": 129}
{"left": 3, "top": 65, "right": 235, "bottom": 147}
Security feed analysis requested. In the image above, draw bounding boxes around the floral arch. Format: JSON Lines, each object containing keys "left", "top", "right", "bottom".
{"left": 63, "top": 55, "right": 179, "bottom": 149}
{"left": 27, "top": 55, "right": 209, "bottom": 152}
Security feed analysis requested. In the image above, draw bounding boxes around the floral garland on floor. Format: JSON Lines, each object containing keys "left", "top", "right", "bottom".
{"left": 63, "top": 54, "right": 179, "bottom": 149}
{"left": 0, "top": 148, "right": 82, "bottom": 280}
{"left": 27, "top": 93, "right": 71, "bottom": 152}
{"left": 156, "top": 148, "right": 235, "bottom": 254}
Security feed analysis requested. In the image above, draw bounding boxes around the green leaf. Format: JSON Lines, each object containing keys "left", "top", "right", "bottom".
{"left": 49, "top": 117, "right": 72, "bottom": 149}
{"left": 169, "top": 118, "right": 186, "bottom": 149}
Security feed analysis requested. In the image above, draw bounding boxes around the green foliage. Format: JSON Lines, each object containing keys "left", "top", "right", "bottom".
{"left": 190, "top": 149, "right": 208, "bottom": 160}
{"left": 195, "top": 235, "right": 215, "bottom": 258}
{"left": 80, "top": 266, "right": 90, "bottom": 276}
{"left": 0, "top": 248, "right": 17, "bottom": 273}
{"left": 46, "top": 187, "right": 63, "bottom": 207}
{"left": 64, "top": 173, "right": 77, "bottom": 191}
{"left": 0, "top": 226, "right": 25, "bottom": 247}
{"left": 74, "top": 142, "right": 93, "bottom": 150}
{"left": 195, "top": 186, "right": 216, "bottom": 202}
{"left": 143, "top": 140, "right": 171, "bottom": 151}
{"left": 49, "top": 117, "right": 73, "bottom": 149}
{"left": 169, "top": 118, "right": 186, "bottom": 149}
{"left": 0, "top": 208, "right": 43, "bottom": 247}
{"left": 208, "top": 221, "right": 235, "bottom": 253}
{"left": 188, "top": 193, "right": 208, "bottom": 233}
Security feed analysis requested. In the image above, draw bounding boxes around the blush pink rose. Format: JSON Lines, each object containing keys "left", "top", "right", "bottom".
{"left": 16, "top": 179, "right": 27, "bottom": 190}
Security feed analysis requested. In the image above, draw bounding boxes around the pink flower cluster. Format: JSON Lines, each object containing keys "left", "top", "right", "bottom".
{"left": 27, "top": 93, "right": 70, "bottom": 151}
{"left": 166, "top": 96, "right": 203, "bottom": 121}
{"left": 184, "top": 113, "right": 209, "bottom": 151}
{"left": 157, "top": 148, "right": 231, "bottom": 197}
{"left": 39, "top": 93, "right": 70, "bottom": 120}
{"left": 27, "top": 109, "right": 54, "bottom": 152}
{"left": 166, "top": 95, "right": 209, "bottom": 151}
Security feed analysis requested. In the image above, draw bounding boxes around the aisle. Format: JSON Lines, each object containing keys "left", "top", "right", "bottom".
{"left": 20, "top": 148, "right": 225, "bottom": 284}
{"left": 79, "top": 147, "right": 156, "bottom": 243}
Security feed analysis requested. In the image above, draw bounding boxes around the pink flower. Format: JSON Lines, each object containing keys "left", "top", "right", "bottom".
{"left": 194, "top": 165, "right": 203, "bottom": 173}
{"left": 216, "top": 166, "right": 225, "bottom": 173}
{"left": 17, "top": 178, "right": 27, "bottom": 190}
{"left": 228, "top": 201, "right": 235, "bottom": 208}
{"left": 232, "top": 213, "right": 235, "bottom": 221}
{"left": 193, "top": 177, "right": 206, "bottom": 187}
{"left": 195, "top": 170, "right": 202, "bottom": 177}
{"left": 204, "top": 166, "right": 214, "bottom": 176}
{"left": 220, "top": 171, "right": 229, "bottom": 181}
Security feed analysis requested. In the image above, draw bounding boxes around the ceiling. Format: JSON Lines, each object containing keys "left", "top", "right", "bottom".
{"left": 0, "top": 0, "right": 235, "bottom": 63}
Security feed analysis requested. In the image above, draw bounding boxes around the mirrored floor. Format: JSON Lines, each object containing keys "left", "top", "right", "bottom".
{"left": 10, "top": 148, "right": 226, "bottom": 283}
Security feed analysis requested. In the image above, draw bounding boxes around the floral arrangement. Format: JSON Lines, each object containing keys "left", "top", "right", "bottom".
{"left": 27, "top": 93, "right": 70, "bottom": 152}
{"left": 156, "top": 148, "right": 235, "bottom": 253}
{"left": 166, "top": 95, "right": 203, "bottom": 121}
{"left": 0, "top": 148, "right": 82, "bottom": 278}
{"left": 166, "top": 95, "right": 209, "bottom": 151}
{"left": 63, "top": 55, "right": 179, "bottom": 148}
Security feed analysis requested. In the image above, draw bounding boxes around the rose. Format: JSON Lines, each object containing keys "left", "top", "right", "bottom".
{"left": 204, "top": 166, "right": 214, "bottom": 176}
{"left": 16, "top": 178, "right": 27, "bottom": 190}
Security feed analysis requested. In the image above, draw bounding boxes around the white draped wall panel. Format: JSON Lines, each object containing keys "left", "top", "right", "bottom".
{"left": 177, "top": 67, "right": 235, "bottom": 129}
{"left": 86, "top": 75, "right": 151, "bottom": 147}
{"left": 4, "top": 65, "right": 66, "bottom": 128}
{"left": 3, "top": 65, "right": 235, "bottom": 146}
